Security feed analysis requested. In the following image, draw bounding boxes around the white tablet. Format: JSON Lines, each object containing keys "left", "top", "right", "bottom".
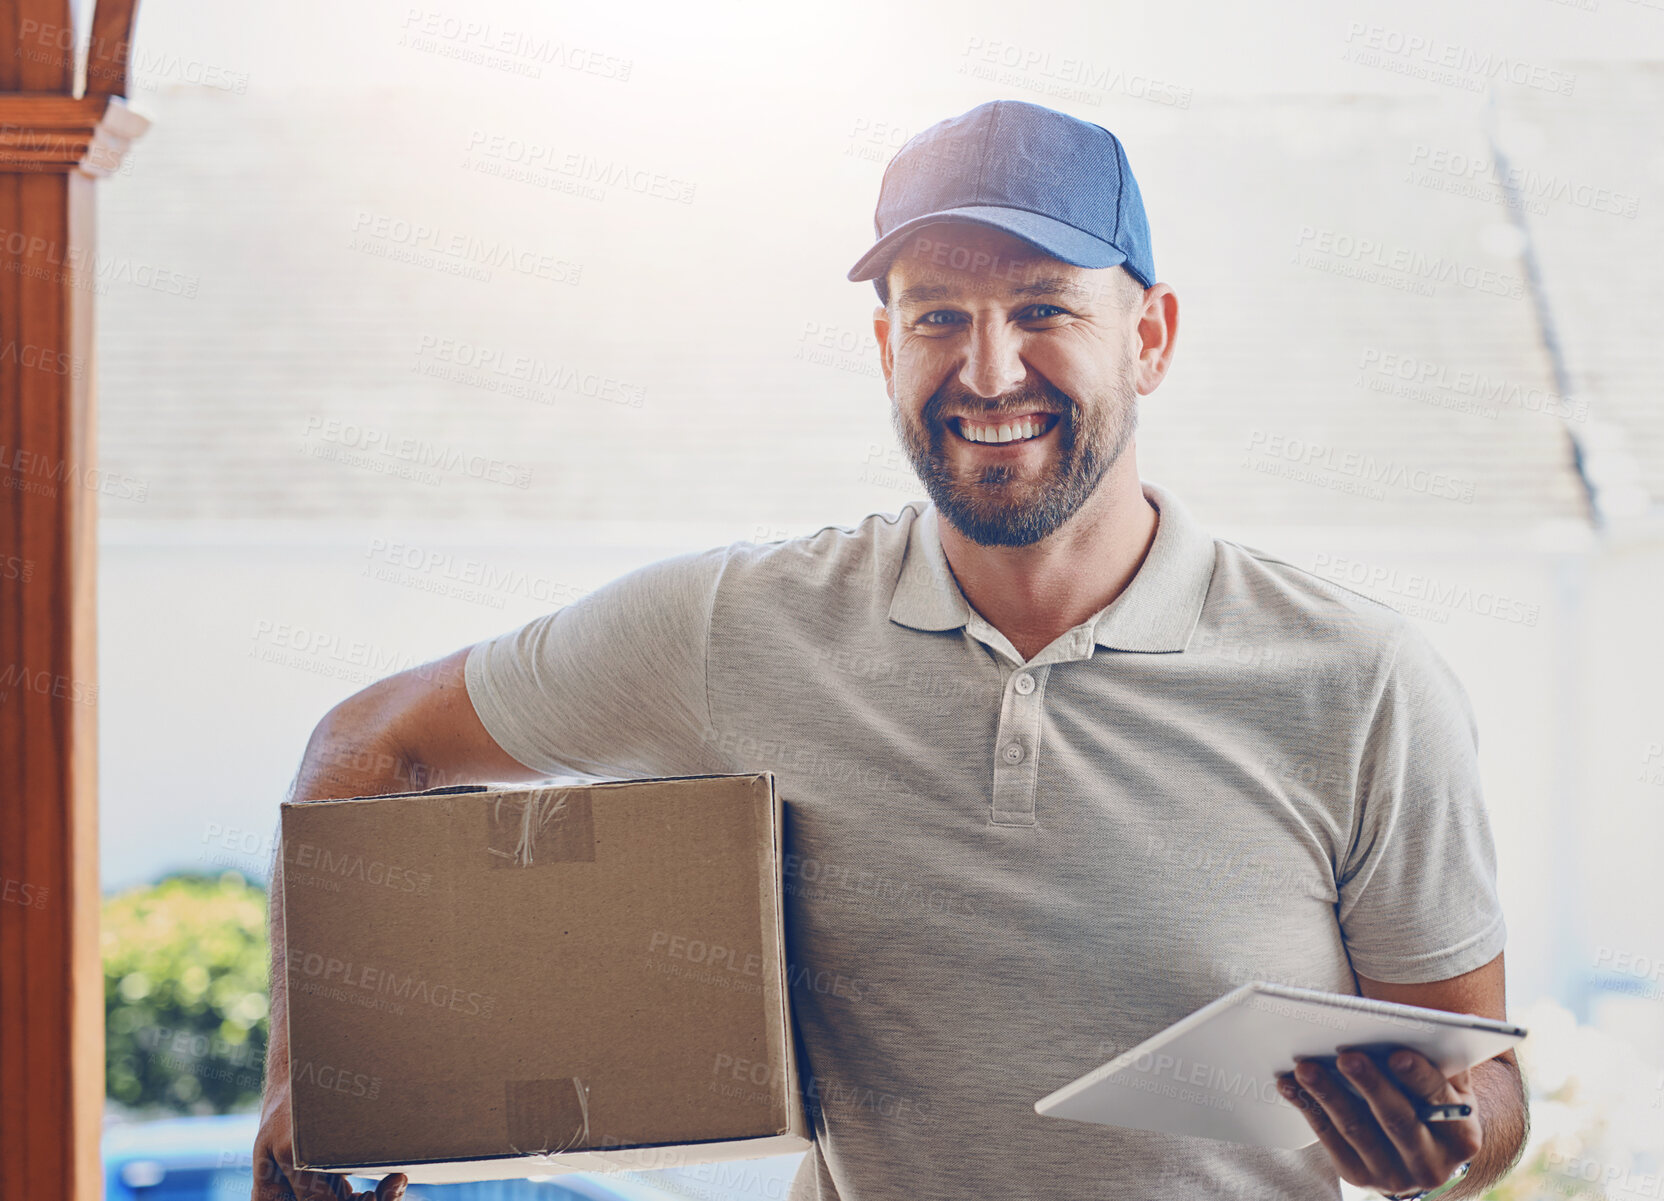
{"left": 1033, "top": 982, "right": 1526, "bottom": 1149}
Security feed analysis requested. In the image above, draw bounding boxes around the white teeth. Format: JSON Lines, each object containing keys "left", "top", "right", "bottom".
{"left": 956, "top": 415, "right": 1049, "bottom": 444}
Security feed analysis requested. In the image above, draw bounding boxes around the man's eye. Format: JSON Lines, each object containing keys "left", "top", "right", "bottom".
{"left": 917, "top": 311, "right": 963, "bottom": 326}
{"left": 1024, "top": 305, "right": 1067, "bottom": 319}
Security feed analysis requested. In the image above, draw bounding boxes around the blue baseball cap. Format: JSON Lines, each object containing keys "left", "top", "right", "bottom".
{"left": 846, "top": 100, "right": 1155, "bottom": 297}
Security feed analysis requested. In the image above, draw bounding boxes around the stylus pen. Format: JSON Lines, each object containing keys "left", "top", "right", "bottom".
{"left": 1417, "top": 1102, "right": 1473, "bottom": 1122}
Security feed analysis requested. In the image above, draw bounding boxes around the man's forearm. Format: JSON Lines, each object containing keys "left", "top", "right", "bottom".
{"left": 1447, "top": 1056, "right": 1528, "bottom": 1198}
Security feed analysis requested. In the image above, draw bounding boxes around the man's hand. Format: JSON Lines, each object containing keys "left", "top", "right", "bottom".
{"left": 1276, "top": 1046, "right": 1481, "bottom": 1197}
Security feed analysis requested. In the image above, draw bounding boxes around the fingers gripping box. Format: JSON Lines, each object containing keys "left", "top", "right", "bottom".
{"left": 280, "top": 772, "right": 808, "bottom": 1183}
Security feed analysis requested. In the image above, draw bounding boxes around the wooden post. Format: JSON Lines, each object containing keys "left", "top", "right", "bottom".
{"left": 1, "top": 3, "right": 143, "bottom": 1199}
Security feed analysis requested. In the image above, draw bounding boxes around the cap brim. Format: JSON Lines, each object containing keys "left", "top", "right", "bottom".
{"left": 846, "top": 207, "right": 1130, "bottom": 283}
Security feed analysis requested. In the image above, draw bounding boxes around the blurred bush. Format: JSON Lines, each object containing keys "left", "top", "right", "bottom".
{"left": 103, "top": 870, "right": 270, "bottom": 1115}
{"left": 1480, "top": 998, "right": 1663, "bottom": 1200}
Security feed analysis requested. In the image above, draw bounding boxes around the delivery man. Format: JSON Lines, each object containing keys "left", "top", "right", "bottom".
{"left": 253, "top": 100, "right": 1526, "bottom": 1201}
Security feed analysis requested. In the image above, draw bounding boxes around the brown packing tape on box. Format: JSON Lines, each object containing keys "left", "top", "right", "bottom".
{"left": 280, "top": 773, "right": 808, "bottom": 1183}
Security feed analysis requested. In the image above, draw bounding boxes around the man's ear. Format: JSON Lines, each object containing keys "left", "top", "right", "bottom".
{"left": 1133, "top": 283, "right": 1179, "bottom": 397}
{"left": 873, "top": 304, "right": 895, "bottom": 400}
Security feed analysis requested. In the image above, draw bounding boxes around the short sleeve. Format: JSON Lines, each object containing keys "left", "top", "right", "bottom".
{"left": 1335, "top": 624, "right": 1508, "bottom": 984}
{"left": 462, "top": 543, "right": 733, "bottom": 779}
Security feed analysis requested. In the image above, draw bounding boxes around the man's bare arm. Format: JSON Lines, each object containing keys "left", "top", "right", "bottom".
{"left": 255, "top": 645, "right": 546, "bottom": 1201}
{"left": 1353, "top": 955, "right": 1528, "bottom": 1199}
{"left": 1277, "top": 953, "right": 1528, "bottom": 1200}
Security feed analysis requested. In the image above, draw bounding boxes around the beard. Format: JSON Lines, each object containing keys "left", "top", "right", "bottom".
{"left": 891, "top": 365, "right": 1139, "bottom": 548}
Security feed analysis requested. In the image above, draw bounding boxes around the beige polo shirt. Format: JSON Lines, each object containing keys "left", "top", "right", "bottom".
{"left": 464, "top": 480, "right": 1507, "bottom": 1201}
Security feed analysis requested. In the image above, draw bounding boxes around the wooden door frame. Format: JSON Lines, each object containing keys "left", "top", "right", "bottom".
{"left": 1, "top": 4, "right": 144, "bottom": 1199}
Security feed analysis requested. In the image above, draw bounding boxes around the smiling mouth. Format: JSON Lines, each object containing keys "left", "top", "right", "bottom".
{"left": 947, "top": 413, "right": 1061, "bottom": 446}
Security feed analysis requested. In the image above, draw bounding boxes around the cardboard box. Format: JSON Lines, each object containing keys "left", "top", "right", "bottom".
{"left": 280, "top": 772, "right": 808, "bottom": 1183}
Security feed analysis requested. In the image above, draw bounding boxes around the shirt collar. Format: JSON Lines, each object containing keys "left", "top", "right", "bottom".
{"left": 886, "top": 480, "right": 1217, "bottom": 654}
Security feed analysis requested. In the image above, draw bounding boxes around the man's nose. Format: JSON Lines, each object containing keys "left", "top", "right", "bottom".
{"left": 958, "top": 321, "right": 1027, "bottom": 399}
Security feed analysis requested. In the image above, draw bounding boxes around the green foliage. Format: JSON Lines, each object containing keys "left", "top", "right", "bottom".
{"left": 103, "top": 870, "right": 270, "bottom": 1115}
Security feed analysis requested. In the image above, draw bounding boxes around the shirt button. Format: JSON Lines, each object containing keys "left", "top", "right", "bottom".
{"left": 1013, "top": 673, "right": 1035, "bottom": 695}
{"left": 1002, "top": 742, "right": 1025, "bottom": 765}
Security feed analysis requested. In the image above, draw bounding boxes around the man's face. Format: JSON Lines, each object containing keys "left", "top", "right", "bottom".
{"left": 874, "top": 223, "right": 1148, "bottom": 548}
